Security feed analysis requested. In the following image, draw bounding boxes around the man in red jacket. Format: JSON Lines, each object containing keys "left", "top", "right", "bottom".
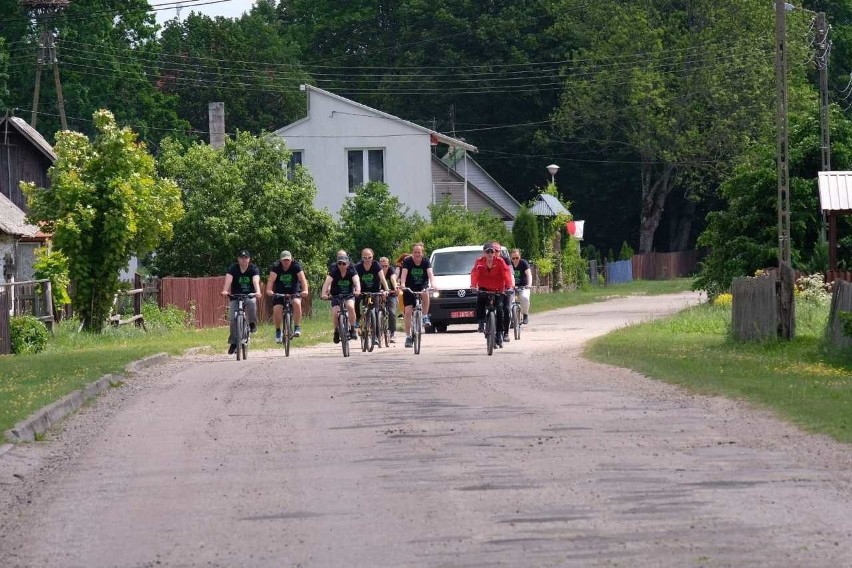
{"left": 471, "top": 242, "right": 513, "bottom": 347}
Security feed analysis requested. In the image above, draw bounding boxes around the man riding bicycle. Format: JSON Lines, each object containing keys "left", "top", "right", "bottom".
{"left": 266, "top": 250, "right": 309, "bottom": 342}
{"left": 355, "top": 247, "right": 390, "bottom": 324}
{"left": 221, "top": 249, "right": 262, "bottom": 355}
{"left": 509, "top": 248, "right": 533, "bottom": 325}
{"left": 320, "top": 251, "right": 361, "bottom": 343}
{"left": 399, "top": 242, "right": 436, "bottom": 349}
{"left": 379, "top": 256, "right": 399, "bottom": 342}
{"left": 471, "top": 243, "right": 513, "bottom": 348}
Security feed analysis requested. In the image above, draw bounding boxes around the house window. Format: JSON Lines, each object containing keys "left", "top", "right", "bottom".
{"left": 287, "top": 150, "right": 303, "bottom": 180}
{"left": 347, "top": 149, "right": 384, "bottom": 192}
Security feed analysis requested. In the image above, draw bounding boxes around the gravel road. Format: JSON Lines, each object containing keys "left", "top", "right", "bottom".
{"left": 2, "top": 291, "right": 852, "bottom": 567}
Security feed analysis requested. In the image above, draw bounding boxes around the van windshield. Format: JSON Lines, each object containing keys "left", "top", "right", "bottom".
{"left": 431, "top": 250, "right": 485, "bottom": 276}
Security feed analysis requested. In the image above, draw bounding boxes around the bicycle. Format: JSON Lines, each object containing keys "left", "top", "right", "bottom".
{"left": 509, "top": 286, "right": 529, "bottom": 341}
{"left": 376, "top": 294, "right": 391, "bottom": 347}
{"left": 228, "top": 293, "right": 254, "bottom": 361}
{"left": 401, "top": 287, "right": 430, "bottom": 355}
{"left": 272, "top": 293, "right": 298, "bottom": 357}
{"left": 359, "top": 292, "right": 384, "bottom": 352}
{"left": 328, "top": 294, "right": 354, "bottom": 358}
{"left": 478, "top": 290, "right": 506, "bottom": 356}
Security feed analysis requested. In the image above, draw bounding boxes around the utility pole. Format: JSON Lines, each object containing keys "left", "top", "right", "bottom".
{"left": 816, "top": 12, "right": 831, "bottom": 244}
{"left": 23, "top": 0, "right": 69, "bottom": 131}
{"left": 775, "top": 0, "right": 794, "bottom": 339}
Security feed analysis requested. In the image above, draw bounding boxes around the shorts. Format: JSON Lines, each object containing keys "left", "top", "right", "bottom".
{"left": 272, "top": 292, "right": 301, "bottom": 307}
{"left": 402, "top": 288, "right": 425, "bottom": 308}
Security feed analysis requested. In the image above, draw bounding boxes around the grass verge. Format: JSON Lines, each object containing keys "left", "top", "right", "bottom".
{"left": 586, "top": 300, "right": 852, "bottom": 443}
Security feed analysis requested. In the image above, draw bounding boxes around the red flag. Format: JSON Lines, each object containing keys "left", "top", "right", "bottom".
{"left": 566, "top": 220, "right": 576, "bottom": 236}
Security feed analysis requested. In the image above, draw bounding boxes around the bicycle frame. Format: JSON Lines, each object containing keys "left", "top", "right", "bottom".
{"left": 228, "top": 293, "right": 254, "bottom": 361}
{"left": 359, "top": 292, "right": 384, "bottom": 352}
{"left": 330, "top": 294, "right": 353, "bottom": 357}
{"left": 273, "top": 293, "right": 297, "bottom": 357}
{"left": 401, "top": 287, "right": 427, "bottom": 354}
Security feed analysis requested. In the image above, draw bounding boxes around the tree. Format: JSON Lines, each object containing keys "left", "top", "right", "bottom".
{"left": 549, "top": 0, "right": 783, "bottom": 253}
{"left": 152, "top": 131, "right": 336, "bottom": 292}
{"left": 411, "top": 198, "right": 511, "bottom": 256}
{"left": 24, "top": 110, "right": 184, "bottom": 332}
{"left": 0, "top": 37, "right": 9, "bottom": 110}
{"left": 512, "top": 205, "right": 540, "bottom": 260}
{"left": 337, "top": 181, "right": 421, "bottom": 260}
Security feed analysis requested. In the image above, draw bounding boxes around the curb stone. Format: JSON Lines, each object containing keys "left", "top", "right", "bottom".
{"left": 3, "top": 352, "right": 170, "bottom": 444}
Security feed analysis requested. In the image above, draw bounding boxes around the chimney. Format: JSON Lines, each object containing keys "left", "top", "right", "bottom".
{"left": 208, "top": 102, "right": 225, "bottom": 149}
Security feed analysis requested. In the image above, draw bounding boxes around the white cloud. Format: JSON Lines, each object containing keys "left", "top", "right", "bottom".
{"left": 154, "top": 0, "right": 253, "bottom": 25}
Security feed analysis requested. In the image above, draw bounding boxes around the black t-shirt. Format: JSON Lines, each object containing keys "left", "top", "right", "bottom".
{"left": 382, "top": 266, "right": 397, "bottom": 290}
{"left": 328, "top": 264, "right": 358, "bottom": 296}
{"left": 356, "top": 260, "right": 383, "bottom": 293}
{"left": 270, "top": 260, "right": 303, "bottom": 293}
{"left": 511, "top": 259, "right": 530, "bottom": 287}
{"left": 228, "top": 263, "right": 260, "bottom": 295}
{"left": 401, "top": 256, "right": 431, "bottom": 291}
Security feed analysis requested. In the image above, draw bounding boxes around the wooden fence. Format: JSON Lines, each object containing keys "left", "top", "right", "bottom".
{"left": 0, "top": 279, "right": 55, "bottom": 331}
{"left": 731, "top": 273, "right": 778, "bottom": 341}
{"left": 0, "top": 290, "right": 9, "bottom": 355}
{"left": 631, "top": 250, "right": 703, "bottom": 280}
{"left": 826, "top": 270, "right": 852, "bottom": 285}
{"left": 827, "top": 281, "right": 852, "bottom": 349}
{"left": 159, "top": 276, "right": 313, "bottom": 329}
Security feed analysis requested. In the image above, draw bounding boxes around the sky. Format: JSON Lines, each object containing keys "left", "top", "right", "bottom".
{"left": 154, "top": 0, "right": 254, "bottom": 26}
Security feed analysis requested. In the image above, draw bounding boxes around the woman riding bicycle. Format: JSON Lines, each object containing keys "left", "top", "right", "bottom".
{"left": 320, "top": 252, "right": 361, "bottom": 344}
{"left": 470, "top": 243, "right": 513, "bottom": 348}
{"left": 509, "top": 248, "right": 533, "bottom": 325}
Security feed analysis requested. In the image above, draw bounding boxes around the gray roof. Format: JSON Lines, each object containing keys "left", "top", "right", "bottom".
{"left": 1, "top": 116, "right": 57, "bottom": 163}
{"left": 0, "top": 192, "right": 38, "bottom": 237}
{"left": 530, "top": 193, "right": 570, "bottom": 217}
{"left": 818, "top": 171, "right": 852, "bottom": 211}
{"left": 441, "top": 148, "right": 520, "bottom": 219}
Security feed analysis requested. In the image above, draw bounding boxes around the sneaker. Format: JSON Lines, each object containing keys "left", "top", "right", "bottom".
{"left": 274, "top": 329, "right": 282, "bottom": 343}
{"left": 389, "top": 334, "right": 396, "bottom": 344}
{"left": 522, "top": 314, "right": 529, "bottom": 325}
{"left": 349, "top": 327, "right": 357, "bottom": 340}
{"left": 228, "top": 344, "right": 237, "bottom": 355}
{"left": 503, "top": 332, "right": 510, "bottom": 343}
{"left": 495, "top": 336, "right": 503, "bottom": 348}
{"left": 405, "top": 335, "right": 414, "bottom": 348}
{"left": 249, "top": 322, "right": 257, "bottom": 333}
{"left": 293, "top": 325, "right": 301, "bottom": 338}
{"left": 422, "top": 315, "right": 431, "bottom": 326}
{"left": 333, "top": 329, "right": 340, "bottom": 344}
{"left": 477, "top": 321, "right": 485, "bottom": 333}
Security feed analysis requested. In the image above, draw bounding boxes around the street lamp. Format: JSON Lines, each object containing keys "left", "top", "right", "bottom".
{"left": 546, "top": 164, "right": 559, "bottom": 185}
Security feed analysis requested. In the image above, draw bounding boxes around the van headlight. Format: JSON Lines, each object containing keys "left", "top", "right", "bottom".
{"left": 431, "top": 291, "right": 440, "bottom": 298}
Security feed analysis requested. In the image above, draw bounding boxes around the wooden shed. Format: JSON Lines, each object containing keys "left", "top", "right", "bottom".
{"left": 817, "top": 171, "right": 852, "bottom": 271}
{"left": 0, "top": 115, "right": 57, "bottom": 213}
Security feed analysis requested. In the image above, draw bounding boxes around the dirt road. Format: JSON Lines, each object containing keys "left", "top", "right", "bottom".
{"left": 2, "top": 292, "right": 852, "bottom": 567}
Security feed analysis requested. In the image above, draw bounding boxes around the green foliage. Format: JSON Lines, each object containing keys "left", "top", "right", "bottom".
{"left": 512, "top": 205, "right": 540, "bottom": 260}
{"left": 153, "top": 131, "right": 336, "bottom": 295}
{"left": 337, "top": 182, "right": 421, "bottom": 260}
{"left": 32, "top": 247, "right": 71, "bottom": 312}
{"left": 10, "top": 316, "right": 49, "bottom": 355}
{"left": 24, "top": 110, "right": 184, "bottom": 333}
{"left": 619, "top": 241, "right": 634, "bottom": 261}
{"left": 141, "top": 301, "right": 190, "bottom": 331}
{"left": 562, "top": 235, "right": 589, "bottom": 290}
{"left": 582, "top": 244, "right": 602, "bottom": 264}
{"left": 841, "top": 312, "right": 852, "bottom": 338}
{"left": 0, "top": 36, "right": 9, "bottom": 109}
{"left": 411, "top": 198, "right": 510, "bottom": 256}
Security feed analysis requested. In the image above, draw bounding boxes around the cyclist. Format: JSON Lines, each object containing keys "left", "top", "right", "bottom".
{"left": 379, "top": 256, "right": 399, "bottom": 342}
{"left": 355, "top": 247, "right": 390, "bottom": 327}
{"left": 221, "top": 249, "right": 262, "bottom": 355}
{"left": 399, "top": 242, "right": 436, "bottom": 348}
{"left": 266, "top": 250, "right": 309, "bottom": 342}
{"left": 509, "top": 248, "right": 533, "bottom": 325}
{"left": 320, "top": 251, "right": 361, "bottom": 343}
{"left": 471, "top": 243, "right": 513, "bottom": 348}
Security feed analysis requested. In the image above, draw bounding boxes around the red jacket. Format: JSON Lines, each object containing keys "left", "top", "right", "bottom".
{"left": 470, "top": 256, "right": 512, "bottom": 291}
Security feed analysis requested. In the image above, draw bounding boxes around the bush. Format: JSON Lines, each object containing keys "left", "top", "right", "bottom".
{"left": 10, "top": 316, "right": 50, "bottom": 354}
{"left": 142, "top": 301, "right": 192, "bottom": 331}
{"left": 714, "top": 293, "right": 733, "bottom": 307}
{"left": 619, "top": 241, "right": 635, "bottom": 261}
{"left": 841, "top": 311, "right": 852, "bottom": 338}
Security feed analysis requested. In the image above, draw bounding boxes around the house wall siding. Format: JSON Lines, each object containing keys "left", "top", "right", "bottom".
{"left": 277, "top": 91, "right": 433, "bottom": 217}
{"left": 0, "top": 130, "right": 52, "bottom": 212}
{"left": 430, "top": 160, "right": 492, "bottom": 213}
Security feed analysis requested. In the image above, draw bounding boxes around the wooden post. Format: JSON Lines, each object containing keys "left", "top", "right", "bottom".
{"left": 44, "top": 279, "right": 54, "bottom": 332}
{"left": 778, "top": 261, "right": 796, "bottom": 340}
{"left": 0, "top": 289, "right": 9, "bottom": 354}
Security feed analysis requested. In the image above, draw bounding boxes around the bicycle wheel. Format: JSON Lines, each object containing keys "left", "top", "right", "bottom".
{"left": 283, "top": 311, "right": 292, "bottom": 357}
{"left": 235, "top": 312, "right": 245, "bottom": 361}
{"left": 486, "top": 310, "right": 496, "bottom": 356}
{"left": 340, "top": 313, "right": 350, "bottom": 358}
{"left": 366, "top": 309, "right": 377, "bottom": 352}
{"left": 380, "top": 308, "right": 390, "bottom": 347}
{"left": 512, "top": 303, "right": 521, "bottom": 341}
{"left": 413, "top": 307, "right": 422, "bottom": 355}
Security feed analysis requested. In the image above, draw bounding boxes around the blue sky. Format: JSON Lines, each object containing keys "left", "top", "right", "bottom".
{"left": 154, "top": 0, "right": 253, "bottom": 25}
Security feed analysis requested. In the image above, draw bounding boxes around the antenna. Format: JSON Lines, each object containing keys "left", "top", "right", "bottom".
{"left": 21, "top": 0, "right": 70, "bottom": 131}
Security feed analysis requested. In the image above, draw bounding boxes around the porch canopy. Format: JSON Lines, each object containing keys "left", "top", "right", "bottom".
{"left": 818, "top": 171, "right": 852, "bottom": 271}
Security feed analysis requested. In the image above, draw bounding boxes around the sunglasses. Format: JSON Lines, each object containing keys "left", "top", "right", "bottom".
{"left": 485, "top": 250, "right": 495, "bottom": 254}
{"left": 337, "top": 261, "right": 347, "bottom": 265}
{"left": 362, "top": 257, "right": 372, "bottom": 260}
{"left": 511, "top": 257, "right": 520, "bottom": 260}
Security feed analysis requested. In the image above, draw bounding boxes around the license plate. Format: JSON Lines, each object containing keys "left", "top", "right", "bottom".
{"left": 451, "top": 310, "right": 475, "bottom": 318}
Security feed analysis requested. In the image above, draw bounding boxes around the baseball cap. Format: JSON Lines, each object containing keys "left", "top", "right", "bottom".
{"left": 238, "top": 249, "right": 251, "bottom": 258}
{"left": 483, "top": 243, "right": 495, "bottom": 252}
{"left": 336, "top": 253, "right": 350, "bottom": 263}
{"left": 280, "top": 250, "right": 293, "bottom": 260}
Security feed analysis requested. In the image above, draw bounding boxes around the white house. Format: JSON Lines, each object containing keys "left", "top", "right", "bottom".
{"left": 274, "top": 85, "right": 491, "bottom": 218}
{"left": 0, "top": 192, "right": 40, "bottom": 284}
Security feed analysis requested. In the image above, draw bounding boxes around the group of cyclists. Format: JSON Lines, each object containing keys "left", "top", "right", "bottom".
{"left": 220, "top": 241, "right": 532, "bottom": 354}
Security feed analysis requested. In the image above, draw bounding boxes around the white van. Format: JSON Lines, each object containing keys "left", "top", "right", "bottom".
{"left": 427, "top": 245, "right": 509, "bottom": 332}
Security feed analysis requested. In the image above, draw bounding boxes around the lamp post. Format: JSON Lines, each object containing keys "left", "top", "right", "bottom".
{"left": 546, "top": 164, "right": 559, "bottom": 185}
